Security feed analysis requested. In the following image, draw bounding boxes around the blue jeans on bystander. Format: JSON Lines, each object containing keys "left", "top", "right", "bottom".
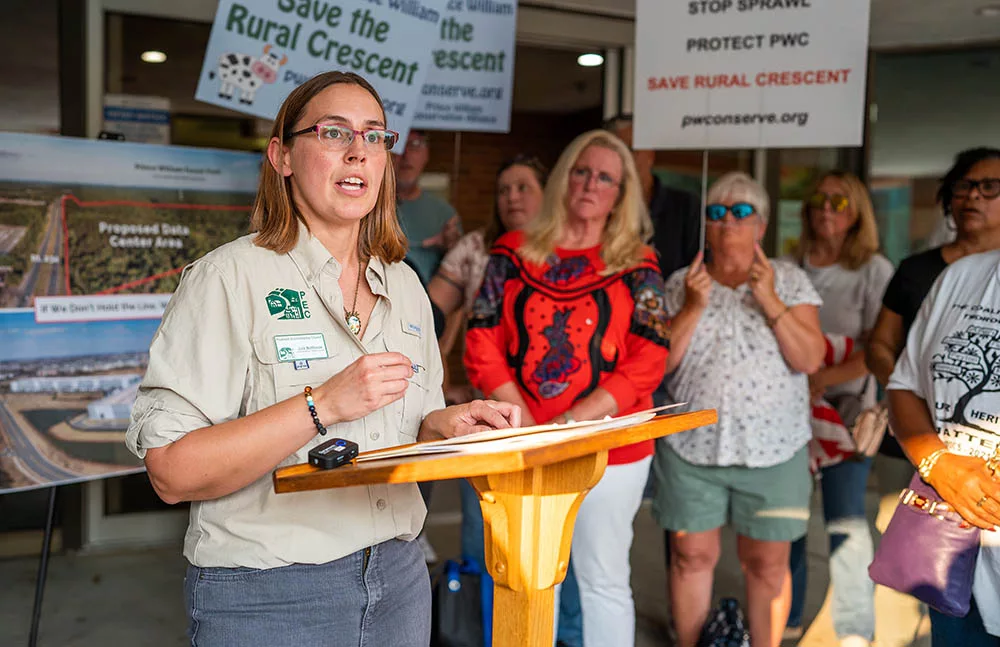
{"left": 788, "top": 457, "right": 875, "bottom": 640}
{"left": 930, "top": 597, "right": 1000, "bottom": 647}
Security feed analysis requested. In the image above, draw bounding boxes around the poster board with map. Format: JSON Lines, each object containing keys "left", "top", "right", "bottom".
{"left": 0, "top": 133, "right": 259, "bottom": 494}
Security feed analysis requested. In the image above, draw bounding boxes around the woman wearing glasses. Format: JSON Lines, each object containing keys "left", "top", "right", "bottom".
{"left": 782, "top": 172, "right": 893, "bottom": 647}
{"left": 867, "top": 147, "right": 1000, "bottom": 644}
{"left": 425, "top": 154, "right": 592, "bottom": 644}
{"left": 868, "top": 148, "right": 1000, "bottom": 403}
{"left": 125, "top": 72, "right": 519, "bottom": 646}
{"left": 465, "top": 129, "right": 670, "bottom": 647}
{"left": 652, "top": 172, "right": 825, "bottom": 647}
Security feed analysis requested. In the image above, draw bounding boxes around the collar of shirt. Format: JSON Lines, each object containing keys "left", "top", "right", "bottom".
{"left": 286, "top": 220, "right": 388, "bottom": 298}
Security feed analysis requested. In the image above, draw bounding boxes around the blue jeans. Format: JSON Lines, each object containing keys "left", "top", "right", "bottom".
{"left": 183, "top": 538, "right": 430, "bottom": 646}
{"left": 930, "top": 597, "right": 1000, "bottom": 647}
{"left": 460, "top": 479, "right": 583, "bottom": 647}
{"left": 788, "top": 457, "right": 875, "bottom": 640}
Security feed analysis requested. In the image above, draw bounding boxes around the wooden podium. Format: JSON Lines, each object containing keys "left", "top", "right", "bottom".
{"left": 274, "top": 410, "right": 716, "bottom": 646}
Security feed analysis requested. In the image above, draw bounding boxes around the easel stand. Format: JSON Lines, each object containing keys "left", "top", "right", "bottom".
{"left": 29, "top": 485, "right": 57, "bottom": 647}
{"left": 274, "top": 410, "right": 716, "bottom": 646}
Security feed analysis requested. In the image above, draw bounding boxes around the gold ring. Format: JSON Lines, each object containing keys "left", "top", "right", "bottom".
{"left": 978, "top": 495, "right": 989, "bottom": 508}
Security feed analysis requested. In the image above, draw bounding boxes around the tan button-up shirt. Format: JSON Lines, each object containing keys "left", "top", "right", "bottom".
{"left": 126, "top": 225, "right": 444, "bottom": 569}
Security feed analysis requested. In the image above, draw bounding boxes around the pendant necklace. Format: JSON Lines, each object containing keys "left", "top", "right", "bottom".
{"left": 345, "top": 260, "right": 363, "bottom": 336}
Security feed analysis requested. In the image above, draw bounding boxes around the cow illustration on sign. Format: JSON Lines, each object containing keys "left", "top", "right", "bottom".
{"left": 931, "top": 322, "right": 1000, "bottom": 431}
{"left": 208, "top": 44, "right": 288, "bottom": 106}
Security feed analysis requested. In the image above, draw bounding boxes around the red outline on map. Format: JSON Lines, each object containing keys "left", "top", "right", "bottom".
{"left": 60, "top": 194, "right": 251, "bottom": 295}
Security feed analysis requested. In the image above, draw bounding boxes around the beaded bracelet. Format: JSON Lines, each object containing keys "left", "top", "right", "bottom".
{"left": 303, "top": 386, "right": 327, "bottom": 436}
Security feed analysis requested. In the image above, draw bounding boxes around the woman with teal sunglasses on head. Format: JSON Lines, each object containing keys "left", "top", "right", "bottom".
{"left": 651, "top": 171, "right": 825, "bottom": 647}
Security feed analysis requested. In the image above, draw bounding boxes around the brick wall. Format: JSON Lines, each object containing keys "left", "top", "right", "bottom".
{"left": 422, "top": 107, "right": 603, "bottom": 232}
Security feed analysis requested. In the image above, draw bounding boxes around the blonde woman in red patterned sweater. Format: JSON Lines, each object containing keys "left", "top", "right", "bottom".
{"left": 465, "top": 129, "right": 669, "bottom": 647}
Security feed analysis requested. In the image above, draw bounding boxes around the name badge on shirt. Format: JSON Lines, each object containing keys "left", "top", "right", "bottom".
{"left": 404, "top": 321, "right": 422, "bottom": 337}
{"left": 274, "top": 333, "right": 328, "bottom": 363}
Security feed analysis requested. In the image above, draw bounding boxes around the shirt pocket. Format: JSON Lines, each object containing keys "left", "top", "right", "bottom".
{"left": 383, "top": 319, "right": 430, "bottom": 442}
{"left": 251, "top": 336, "right": 350, "bottom": 465}
{"left": 249, "top": 335, "right": 344, "bottom": 413}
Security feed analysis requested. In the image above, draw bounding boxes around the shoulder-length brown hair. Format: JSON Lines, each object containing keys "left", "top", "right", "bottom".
{"left": 795, "top": 170, "right": 879, "bottom": 270}
{"left": 520, "top": 130, "right": 652, "bottom": 274}
{"left": 251, "top": 71, "right": 406, "bottom": 262}
{"left": 483, "top": 154, "right": 549, "bottom": 249}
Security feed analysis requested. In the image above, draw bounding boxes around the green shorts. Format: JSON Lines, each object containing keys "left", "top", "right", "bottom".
{"left": 651, "top": 440, "right": 812, "bottom": 542}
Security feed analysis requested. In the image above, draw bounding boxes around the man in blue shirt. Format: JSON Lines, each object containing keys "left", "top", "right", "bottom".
{"left": 393, "top": 130, "right": 461, "bottom": 565}
{"left": 394, "top": 130, "right": 462, "bottom": 284}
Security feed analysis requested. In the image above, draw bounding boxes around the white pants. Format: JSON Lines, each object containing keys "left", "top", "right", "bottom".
{"left": 569, "top": 455, "right": 652, "bottom": 647}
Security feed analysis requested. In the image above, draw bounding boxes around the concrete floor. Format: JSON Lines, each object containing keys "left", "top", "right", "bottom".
{"left": 1, "top": 466, "right": 931, "bottom": 647}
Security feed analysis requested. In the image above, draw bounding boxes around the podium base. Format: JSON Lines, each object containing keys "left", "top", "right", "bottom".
{"left": 470, "top": 452, "right": 607, "bottom": 646}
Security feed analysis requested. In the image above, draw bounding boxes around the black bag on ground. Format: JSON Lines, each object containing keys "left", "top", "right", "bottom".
{"left": 430, "top": 559, "right": 490, "bottom": 647}
{"left": 698, "top": 597, "right": 750, "bottom": 647}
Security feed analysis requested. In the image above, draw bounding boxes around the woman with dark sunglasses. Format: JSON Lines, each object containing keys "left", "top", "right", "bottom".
{"left": 783, "top": 171, "right": 894, "bottom": 647}
{"left": 651, "top": 171, "right": 825, "bottom": 647}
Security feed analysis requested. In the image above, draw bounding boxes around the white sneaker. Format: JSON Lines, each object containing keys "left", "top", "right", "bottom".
{"left": 839, "top": 636, "right": 871, "bottom": 647}
{"left": 417, "top": 533, "right": 438, "bottom": 564}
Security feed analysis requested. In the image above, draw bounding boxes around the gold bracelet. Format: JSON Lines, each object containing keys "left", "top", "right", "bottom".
{"left": 768, "top": 306, "right": 790, "bottom": 328}
{"left": 918, "top": 448, "right": 950, "bottom": 481}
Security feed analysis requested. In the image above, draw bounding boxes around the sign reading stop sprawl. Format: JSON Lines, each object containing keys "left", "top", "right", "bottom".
{"left": 634, "top": 0, "right": 871, "bottom": 150}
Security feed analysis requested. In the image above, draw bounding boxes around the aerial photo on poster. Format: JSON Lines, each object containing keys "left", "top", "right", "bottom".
{"left": 0, "top": 132, "right": 259, "bottom": 493}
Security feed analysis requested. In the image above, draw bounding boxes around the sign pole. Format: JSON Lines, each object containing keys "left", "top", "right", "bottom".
{"left": 451, "top": 132, "right": 462, "bottom": 207}
{"left": 699, "top": 150, "right": 709, "bottom": 256}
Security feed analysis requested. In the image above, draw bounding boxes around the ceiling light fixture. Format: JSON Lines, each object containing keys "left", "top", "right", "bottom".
{"left": 976, "top": 4, "right": 1000, "bottom": 16}
{"left": 577, "top": 53, "right": 604, "bottom": 67}
{"left": 141, "top": 50, "right": 167, "bottom": 64}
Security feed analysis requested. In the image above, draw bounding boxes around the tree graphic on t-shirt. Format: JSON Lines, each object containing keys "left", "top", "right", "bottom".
{"left": 931, "top": 323, "right": 1000, "bottom": 430}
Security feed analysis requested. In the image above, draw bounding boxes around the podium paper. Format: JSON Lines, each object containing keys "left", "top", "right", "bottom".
{"left": 355, "top": 404, "right": 685, "bottom": 463}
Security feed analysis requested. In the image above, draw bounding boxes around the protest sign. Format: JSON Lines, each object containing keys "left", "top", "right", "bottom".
{"left": 412, "top": 0, "right": 517, "bottom": 132}
{"left": 634, "top": 0, "right": 871, "bottom": 150}
{"left": 195, "top": 0, "right": 447, "bottom": 147}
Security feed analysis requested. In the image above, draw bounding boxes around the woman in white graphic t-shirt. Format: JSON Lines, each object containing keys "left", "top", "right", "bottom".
{"left": 888, "top": 155, "right": 1000, "bottom": 645}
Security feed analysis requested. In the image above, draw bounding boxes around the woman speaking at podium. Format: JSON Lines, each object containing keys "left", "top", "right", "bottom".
{"left": 464, "top": 129, "right": 670, "bottom": 647}
{"left": 125, "top": 71, "right": 518, "bottom": 646}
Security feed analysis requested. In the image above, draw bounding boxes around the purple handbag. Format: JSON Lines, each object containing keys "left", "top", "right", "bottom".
{"left": 868, "top": 473, "right": 980, "bottom": 617}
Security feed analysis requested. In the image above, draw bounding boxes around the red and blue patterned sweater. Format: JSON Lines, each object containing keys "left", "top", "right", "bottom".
{"left": 464, "top": 231, "right": 670, "bottom": 465}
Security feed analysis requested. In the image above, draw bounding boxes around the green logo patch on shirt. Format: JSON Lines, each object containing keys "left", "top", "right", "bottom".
{"left": 266, "top": 288, "right": 311, "bottom": 320}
